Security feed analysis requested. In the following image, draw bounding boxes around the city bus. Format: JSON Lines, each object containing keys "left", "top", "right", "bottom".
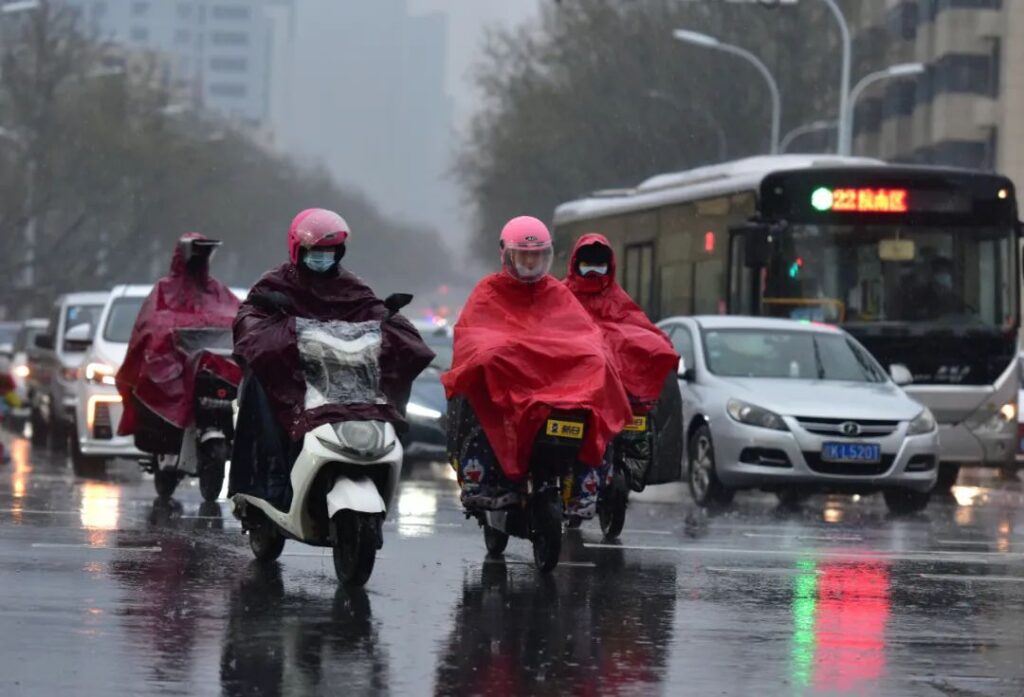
{"left": 552, "top": 155, "right": 1020, "bottom": 482}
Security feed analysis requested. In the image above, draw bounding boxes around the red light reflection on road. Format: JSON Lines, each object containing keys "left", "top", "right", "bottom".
{"left": 813, "top": 562, "right": 890, "bottom": 692}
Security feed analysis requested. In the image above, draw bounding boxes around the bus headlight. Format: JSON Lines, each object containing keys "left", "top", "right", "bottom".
{"left": 970, "top": 400, "right": 1016, "bottom": 434}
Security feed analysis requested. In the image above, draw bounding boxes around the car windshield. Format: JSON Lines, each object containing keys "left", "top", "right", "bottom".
{"left": 761, "top": 224, "right": 1016, "bottom": 328}
{"left": 103, "top": 297, "right": 146, "bottom": 343}
{"left": 14, "top": 325, "right": 43, "bottom": 352}
{"left": 703, "top": 328, "right": 887, "bottom": 382}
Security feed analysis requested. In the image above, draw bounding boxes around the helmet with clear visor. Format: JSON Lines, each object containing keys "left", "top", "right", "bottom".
{"left": 499, "top": 216, "right": 553, "bottom": 283}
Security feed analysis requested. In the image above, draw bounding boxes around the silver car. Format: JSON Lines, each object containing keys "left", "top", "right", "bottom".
{"left": 657, "top": 316, "right": 940, "bottom": 514}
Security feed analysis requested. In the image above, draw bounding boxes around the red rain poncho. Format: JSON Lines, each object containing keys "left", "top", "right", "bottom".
{"left": 233, "top": 263, "right": 434, "bottom": 440}
{"left": 117, "top": 233, "right": 241, "bottom": 433}
{"left": 565, "top": 234, "right": 678, "bottom": 410}
{"left": 442, "top": 272, "right": 632, "bottom": 479}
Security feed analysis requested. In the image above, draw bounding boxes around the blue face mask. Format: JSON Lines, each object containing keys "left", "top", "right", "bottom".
{"left": 303, "top": 250, "right": 336, "bottom": 273}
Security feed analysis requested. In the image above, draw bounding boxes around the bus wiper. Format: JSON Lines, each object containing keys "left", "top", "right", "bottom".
{"left": 812, "top": 337, "right": 826, "bottom": 380}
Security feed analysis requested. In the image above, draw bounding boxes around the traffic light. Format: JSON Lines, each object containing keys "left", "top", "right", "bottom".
{"left": 789, "top": 257, "right": 803, "bottom": 278}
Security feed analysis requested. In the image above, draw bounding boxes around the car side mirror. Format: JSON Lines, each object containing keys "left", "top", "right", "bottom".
{"left": 34, "top": 333, "right": 55, "bottom": 350}
{"left": 677, "top": 357, "right": 695, "bottom": 382}
{"left": 64, "top": 323, "right": 93, "bottom": 350}
{"left": 384, "top": 293, "right": 414, "bottom": 318}
{"left": 729, "top": 221, "right": 774, "bottom": 269}
{"left": 890, "top": 363, "right": 913, "bottom": 386}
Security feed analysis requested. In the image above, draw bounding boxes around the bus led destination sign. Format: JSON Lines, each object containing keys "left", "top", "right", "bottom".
{"left": 811, "top": 187, "right": 909, "bottom": 214}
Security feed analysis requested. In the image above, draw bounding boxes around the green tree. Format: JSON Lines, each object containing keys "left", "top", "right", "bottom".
{"left": 457, "top": 0, "right": 859, "bottom": 262}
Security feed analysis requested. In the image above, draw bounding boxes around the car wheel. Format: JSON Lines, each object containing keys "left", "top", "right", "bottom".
{"left": 687, "top": 424, "right": 734, "bottom": 507}
{"left": 883, "top": 488, "right": 930, "bottom": 515}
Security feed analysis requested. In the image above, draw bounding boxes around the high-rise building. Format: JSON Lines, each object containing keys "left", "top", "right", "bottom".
{"left": 63, "top": 0, "right": 294, "bottom": 131}
{"left": 848, "top": 2, "right": 1017, "bottom": 185}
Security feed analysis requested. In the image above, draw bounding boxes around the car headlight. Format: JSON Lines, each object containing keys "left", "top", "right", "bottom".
{"left": 407, "top": 401, "right": 442, "bottom": 420}
{"left": 84, "top": 362, "right": 117, "bottom": 386}
{"left": 907, "top": 408, "right": 937, "bottom": 435}
{"left": 726, "top": 399, "right": 788, "bottom": 431}
{"left": 13, "top": 364, "right": 29, "bottom": 379}
{"left": 971, "top": 400, "right": 1017, "bottom": 434}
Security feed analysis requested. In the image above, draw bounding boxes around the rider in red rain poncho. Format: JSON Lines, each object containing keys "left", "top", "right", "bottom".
{"left": 565, "top": 234, "right": 678, "bottom": 409}
{"left": 565, "top": 234, "right": 679, "bottom": 490}
{"left": 117, "top": 233, "right": 240, "bottom": 449}
{"left": 442, "top": 216, "right": 632, "bottom": 516}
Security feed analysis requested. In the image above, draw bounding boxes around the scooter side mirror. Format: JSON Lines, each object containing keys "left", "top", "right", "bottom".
{"left": 384, "top": 293, "right": 414, "bottom": 317}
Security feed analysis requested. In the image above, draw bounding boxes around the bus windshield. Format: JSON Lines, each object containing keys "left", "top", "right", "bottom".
{"left": 760, "top": 224, "right": 1016, "bottom": 329}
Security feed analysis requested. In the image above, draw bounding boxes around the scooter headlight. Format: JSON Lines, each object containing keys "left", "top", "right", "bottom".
{"left": 334, "top": 421, "right": 382, "bottom": 453}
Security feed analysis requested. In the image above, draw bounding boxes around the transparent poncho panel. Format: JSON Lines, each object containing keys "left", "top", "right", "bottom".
{"left": 295, "top": 318, "right": 387, "bottom": 410}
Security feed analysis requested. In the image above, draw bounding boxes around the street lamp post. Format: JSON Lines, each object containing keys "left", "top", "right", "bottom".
{"left": 846, "top": 62, "right": 925, "bottom": 152}
{"left": 780, "top": 119, "right": 838, "bottom": 154}
{"left": 672, "top": 29, "right": 781, "bottom": 155}
{"left": 819, "top": 0, "right": 853, "bottom": 156}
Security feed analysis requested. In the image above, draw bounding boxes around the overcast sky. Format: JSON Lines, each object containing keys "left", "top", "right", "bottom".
{"left": 280, "top": 1, "right": 541, "bottom": 257}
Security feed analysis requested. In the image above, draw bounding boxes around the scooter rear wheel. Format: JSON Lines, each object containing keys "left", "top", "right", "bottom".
{"left": 198, "top": 441, "right": 229, "bottom": 502}
{"left": 249, "top": 518, "right": 285, "bottom": 562}
{"left": 531, "top": 498, "right": 562, "bottom": 573}
{"left": 332, "top": 511, "right": 379, "bottom": 587}
{"left": 483, "top": 524, "right": 509, "bottom": 556}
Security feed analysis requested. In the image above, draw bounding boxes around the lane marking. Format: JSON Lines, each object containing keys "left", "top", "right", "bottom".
{"left": 932, "top": 539, "right": 1001, "bottom": 547}
{"left": 705, "top": 566, "right": 823, "bottom": 576}
{"left": 0, "top": 509, "right": 80, "bottom": 515}
{"left": 583, "top": 543, "right": 1024, "bottom": 565}
{"left": 621, "top": 529, "right": 674, "bottom": 536}
{"left": 485, "top": 558, "right": 597, "bottom": 569}
{"left": 384, "top": 520, "right": 463, "bottom": 529}
{"left": 918, "top": 573, "right": 1024, "bottom": 584}
{"left": 743, "top": 532, "right": 864, "bottom": 542}
{"left": 30, "top": 543, "right": 161, "bottom": 552}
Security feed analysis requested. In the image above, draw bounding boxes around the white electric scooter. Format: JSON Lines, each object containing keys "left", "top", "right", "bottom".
{"left": 232, "top": 294, "right": 412, "bottom": 587}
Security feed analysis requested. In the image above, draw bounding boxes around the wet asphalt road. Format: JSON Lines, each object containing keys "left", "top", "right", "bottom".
{"left": 1, "top": 433, "right": 1023, "bottom": 697}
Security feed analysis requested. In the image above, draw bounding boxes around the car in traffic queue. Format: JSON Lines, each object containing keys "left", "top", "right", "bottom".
{"left": 69, "top": 285, "right": 151, "bottom": 474}
{"left": 402, "top": 321, "right": 452, "bottom": 462}
{"left": 3, "top": 319, "right": 47, "bottom": 432}
{"left": 658, "top": 316, "right": 940, "bottom": 514}
{"left": 28, "top": 292, "right": 109, "bottom": 449}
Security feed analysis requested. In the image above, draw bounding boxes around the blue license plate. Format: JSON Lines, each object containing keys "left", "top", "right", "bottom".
{"left": 821, "top": 442, "right": 881, "bottom": 464}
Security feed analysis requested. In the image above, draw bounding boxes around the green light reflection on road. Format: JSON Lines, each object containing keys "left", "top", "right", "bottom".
{"left": 791, "top": 558, "right": 819, "bottom": 689}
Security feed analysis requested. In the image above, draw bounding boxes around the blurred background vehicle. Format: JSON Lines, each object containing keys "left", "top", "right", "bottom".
{"left": 69, "top": 285, "right": 151, "bottom": 475}
{"left": 28, "top": 292, "right": 108, "bottom": 450}
{"left": 659, "top": 315, "right": 940, "bottom": 514}
{"left": 402, "top": 321, "right": 452, "bottom": 463}
{"left": 3, "top": 319, "right": 47, "bottom": 432}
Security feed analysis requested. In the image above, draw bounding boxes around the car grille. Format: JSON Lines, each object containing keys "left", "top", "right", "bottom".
{"left": 93, "top": 403, "right": 113, "bottom": 440}
{"left": 795, "top": 416, "right": 899, "bottom": 438}
{"left": 803, "top": 452, "right": 895, "bottom": 476}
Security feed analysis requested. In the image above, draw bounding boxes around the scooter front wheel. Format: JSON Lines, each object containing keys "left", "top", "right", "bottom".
{"left": 154, "top": 469, "right": 181, "bottom": 499}
{"left": 483, "top": 524, "right": 509, "bottom": 556}
{"left": 531, "top": 497, "right": 562, "bottom": 573}
{"left": 332, "top": 511, "right": 380, "bottom": 587}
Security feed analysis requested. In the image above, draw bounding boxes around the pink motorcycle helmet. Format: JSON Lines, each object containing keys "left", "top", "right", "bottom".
{"left": 288, "top": 208, "right": 350, "bottom": 265}
{"left": 499, "top": 216, "right": 553, "bottom": 283}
